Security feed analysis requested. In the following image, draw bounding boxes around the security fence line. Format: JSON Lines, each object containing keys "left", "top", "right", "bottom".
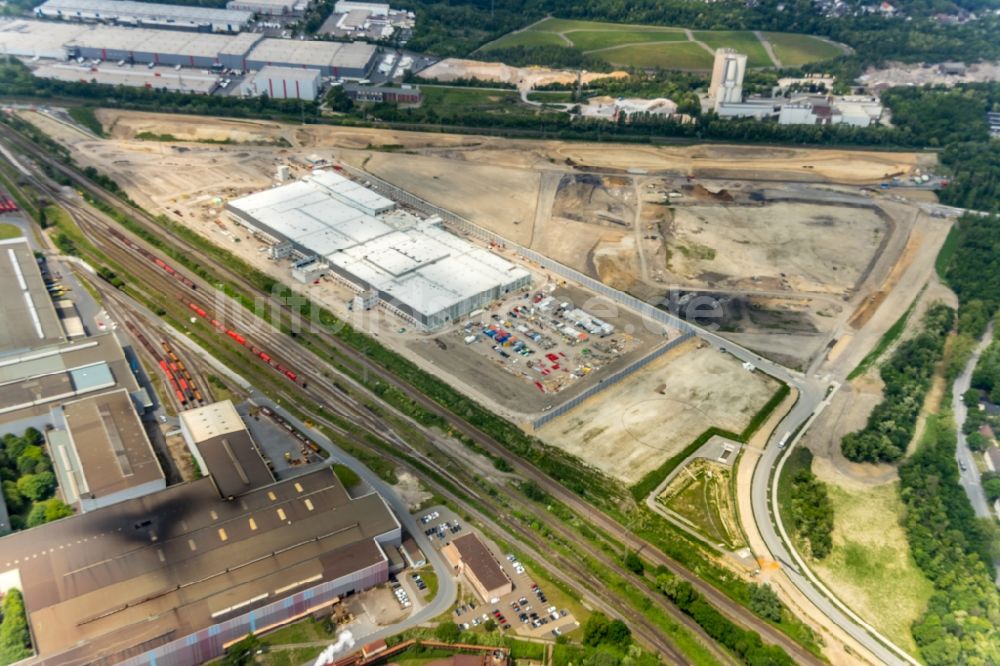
{"left": 531, "top": 331, "right": 694, "bottom": 430}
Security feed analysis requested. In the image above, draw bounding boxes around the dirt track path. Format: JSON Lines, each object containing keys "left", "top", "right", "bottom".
{"left": 755, "top": 30, "right": 782, "bottom": 67}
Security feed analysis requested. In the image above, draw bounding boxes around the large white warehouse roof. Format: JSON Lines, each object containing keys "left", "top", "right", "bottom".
{"left": 228, "top": 172, "right": 531, "bottom": 328}
{"left": 36, "top": 0, "right": 253, "bottom": 30}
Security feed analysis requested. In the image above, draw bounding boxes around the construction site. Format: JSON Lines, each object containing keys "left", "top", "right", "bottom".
{"left": 18, "top": 107, "right": 950, "bottom": 481}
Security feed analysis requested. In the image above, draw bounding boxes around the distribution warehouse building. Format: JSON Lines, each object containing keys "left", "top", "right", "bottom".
{"left": 35, "top": 0, "right": 253, "bottom": 33}
{"left": 227, "top": 171, "right": 532, "bottom": 329}
{"left": 0, "top": 20, "right": 377, "bottom": 79}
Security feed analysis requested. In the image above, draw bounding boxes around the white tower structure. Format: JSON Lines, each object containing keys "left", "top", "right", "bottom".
{"left": 709, "top": 48, "right": 747, "bottom": 111}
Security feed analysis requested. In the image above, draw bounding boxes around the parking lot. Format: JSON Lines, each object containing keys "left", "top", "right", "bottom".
{"left": 410, "top": 281, "right": 671, "bottom": 416}
{"left": 417, "top": 506, "right": 581, "bottom": 640}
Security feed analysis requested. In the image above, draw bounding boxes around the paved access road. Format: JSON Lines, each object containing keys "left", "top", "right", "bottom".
{"left": 953, "top": 321, "right": 995, "bottom": 519}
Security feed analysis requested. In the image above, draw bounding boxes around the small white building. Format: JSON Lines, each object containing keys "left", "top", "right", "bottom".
{"left": 334, "top": 0, "right": 388, "bottom": 15}
{"left": 226, "top": 0, "right": 295, "bottom": 14}
{"left": 242, "top": 65, "right": 321, "bottom": 100}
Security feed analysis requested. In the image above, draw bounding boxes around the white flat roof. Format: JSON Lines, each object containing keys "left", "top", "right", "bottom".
{"left": 254, "top": 65, "right": 321, "bottom": 82}
{"left": 230, "top": 173, "right": 530, "bottom": 321}
{"left": 246, "top": 37, "right": 375, "bottom": 69}
{"left": 0, "top": 19, "right": 91, "bottom": 57}
{"left": 179, "top": 399, "right": 245, "bottom": 442}
{"left": 228, "top": 0, "right": 292, "bottom": 7}
{"left": 63, "top": 24, "right": 259, "bottom": 58}
{"left": 37, "top": 0, "right": 252, "bottom": 25}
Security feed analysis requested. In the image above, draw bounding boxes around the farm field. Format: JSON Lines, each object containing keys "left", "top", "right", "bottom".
{"left": 484, "top": 17, "right": 845, "bottom": 70}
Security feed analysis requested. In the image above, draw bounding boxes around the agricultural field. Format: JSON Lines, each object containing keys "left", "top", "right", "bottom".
{"left": 484, "top": 18, "right": 845, "bottom": 70}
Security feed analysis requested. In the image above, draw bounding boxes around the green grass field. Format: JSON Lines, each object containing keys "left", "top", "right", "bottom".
{"left": 418, "top": 86, "right": 537, "bottom": 119}
{"left": 0, "top": 223, "right": 22, "bottom": 240}
{"left": 484, "top": 18, "right": 843, "bottom": 70}
{"left": 811, "top": 481, "right": 933, "bottom": 656}
{"left": 762, "top": 32, "right": 845, "bottom": 67}
{"left": 602, "top": 41, "right": 714, "bottom": 70}
{"left": 660, "top": 462, "right": 743, "bottom": 550}
{"left": 692, "top": 30, "right": 773, "bottom": 67}
{"left": 564, "top": 29, "right": 688, "bottom": 51}
{"left": 526, "top": 90, "right": 575, "bottom": 102}
{"left": 488, "top": 29, "right": 569, "bottom": 49}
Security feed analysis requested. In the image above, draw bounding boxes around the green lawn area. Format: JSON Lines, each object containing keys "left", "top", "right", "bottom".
{"left": 692, "top": 30, "right": 773, "bottom": 67}
{"left": 526, "top": 90, "right": 575, "bottom": 103}
{"left": 599, "top": 41, "right": 714, "bottom": 70}
{"left": 811, "top": 480, "right": 933, "bottom": 657}
{"left": 262, "top": 646, "right": 325, "bottom": 666}
{"left": 485, "top": 18, "right": 844, "bottom": 70}
{"left": 762, "top": 32, "right": 845, "bottom": 67}
{"left": 260, "top": 616, "right": 336, "bottom": 648}
{"left": 418, "top": 567, "right": 439, "bottom": 600}
{"left": 660, "top": 461, "right": 744, "bottom": 550}
{"left": 0, "top": 222, "right": 22, "bottom": 240}
{"left": 532, "top": 17, "right": 674, "bottom": 32}
{"left": 486, "top": 29, "right": 569, "bottom": 49}
{"left": 419, "top": 86, "right": 540, "bottom": 120}
{"left": 567, "top": 29, "right": 688, "bottom": 51}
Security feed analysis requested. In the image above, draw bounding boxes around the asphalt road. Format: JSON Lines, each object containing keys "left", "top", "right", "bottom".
{"left": 952, "top": 321, "right": 995, "bottom": 519}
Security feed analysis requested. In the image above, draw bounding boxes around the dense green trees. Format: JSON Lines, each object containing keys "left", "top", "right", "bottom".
{"left": 971, "top": 338, "right": 1000, "bottom": 404}
{"left": 899, "top": 418, "right": 1000, "bottom": 666}
{"left": 581, "top": 613, "right": 631, "bottom": 649}
{"left": 788, "top": 467, "right": 833, "bottom": 559}
{"left": 0, "top": 589, "right": 31, "bottom": 664}
{"left": 748, "top": 584, "right": 783, "bottom": 623}
{"left": 880, "top": 84, "right": 1000, "bottom": 213}
{"left": 0, "top": 429, "right": 71, "bottom": 532}
{"left": 983, "top": 473, "right": 1000, "bottom": 503}
{"left": 653, "top": 573, "right": 795, "bottom": 666}
{"left": 841, "top": 304, "right": 955, "bottom": 462}
{"left": 943, "top": 214, "right": 1000, "bottom": 314}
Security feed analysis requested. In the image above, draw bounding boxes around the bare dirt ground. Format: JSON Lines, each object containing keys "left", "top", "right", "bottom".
{"left": 860, "top": 60, "right": 1000, "bottom": 88}
{"left": 417, "top": 58, "right": 629, "bottom": 90}
{"left": 539, "top": 338, "right": 778, "bottom": 484}
{"left": 36, "top": 107, "right": 948, "bottom": 407}
{"left": 664, "top": 202, "right": 887, "bottom": 295}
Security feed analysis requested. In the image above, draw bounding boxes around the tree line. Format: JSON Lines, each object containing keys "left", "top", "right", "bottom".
{"left": 788, "top": 461, "right": 834, "bottom": 560}
{"left": 841, "top": 304, "right": 955, "bottom": 463}
{"left": 899, "top": 417, "right": 1000, "bottom": 666}
{"left": 653, "top": 570, "right": 796, "bottom": 666}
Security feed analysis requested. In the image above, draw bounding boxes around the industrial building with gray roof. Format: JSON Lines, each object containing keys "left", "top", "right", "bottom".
{"left": 227, "top": 171, "right": 532, "bottom": 329}
{"left": 0, "top": 466, "right": 401, "bottom": 666}
{"left": 35, "top": 0, "right": 253, "bottom": 33}
{"left": 0, "top": 238, "right": 65, "bottom": 353}
{"left": 0, "top": 20, "right": 377, "bottom": 78}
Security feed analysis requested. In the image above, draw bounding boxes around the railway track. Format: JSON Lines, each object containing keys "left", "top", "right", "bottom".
{"left": 0, "top": 124, "right": 821, "bottom": 664}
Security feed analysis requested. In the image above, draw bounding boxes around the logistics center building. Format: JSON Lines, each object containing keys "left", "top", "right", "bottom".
{"left": 35, "top": 0, "right": 253, "bottom": 33}
{"left": 0, "top": 20, "right": 377, "bottom": 79}
{"left": 226, "top": 171, "right": 531, "bottom": 330}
